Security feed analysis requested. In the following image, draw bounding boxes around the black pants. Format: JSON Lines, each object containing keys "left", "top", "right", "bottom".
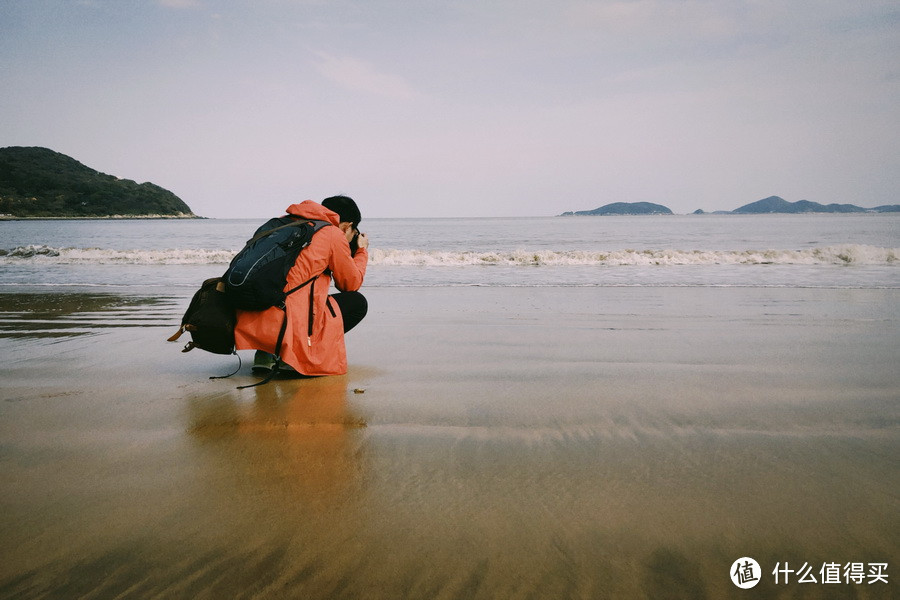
{"left": 330, "top": 291, "right": 367, "bottom": 333}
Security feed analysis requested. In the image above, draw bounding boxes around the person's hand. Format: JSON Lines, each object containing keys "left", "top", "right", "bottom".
{"left": 356, "top": 232, "right": 369, "bottom": 250}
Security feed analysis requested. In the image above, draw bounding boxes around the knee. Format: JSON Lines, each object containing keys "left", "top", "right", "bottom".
{"left": 350, "top": 291, "right": 367, "bottom": 319}
{"left": 335, "top": 291, "right": 367, "bottom": 334}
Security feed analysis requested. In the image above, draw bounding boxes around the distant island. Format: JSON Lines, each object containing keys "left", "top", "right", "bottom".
{"left": 0, "top": 146, "right": 197, "bottom": 219}
{"left": 730, "top": 196, "right": 900, "bottom": 214}
{"left": 560, "top": 196, "right": 900, "bottom": 216}
{"left": 560, "top": 202, "right": 673, "bottom": 216}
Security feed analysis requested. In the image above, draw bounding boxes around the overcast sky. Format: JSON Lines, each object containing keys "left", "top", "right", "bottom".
{"left": 2, "top": 0, "right": 898, "bottom": 218}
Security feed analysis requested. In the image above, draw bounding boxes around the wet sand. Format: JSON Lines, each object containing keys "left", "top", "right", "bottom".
{"left": 1, "top": 286, "right": 898, "bottom": 599}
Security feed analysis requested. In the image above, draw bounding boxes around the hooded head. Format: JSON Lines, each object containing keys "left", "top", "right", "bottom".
{"left": 322, "top": 195, "right": 361, "bottom": 230}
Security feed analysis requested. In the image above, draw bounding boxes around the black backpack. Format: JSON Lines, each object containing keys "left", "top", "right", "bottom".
{"left": 223, "top": 217, "right": 331, "bottom": 310}
{"left": 168, "top": 277, "right": 236, "bottom": 355}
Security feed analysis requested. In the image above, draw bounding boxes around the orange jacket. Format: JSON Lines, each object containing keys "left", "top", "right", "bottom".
{"left": 233, "top": 201, "right": 368, "bottom": 375}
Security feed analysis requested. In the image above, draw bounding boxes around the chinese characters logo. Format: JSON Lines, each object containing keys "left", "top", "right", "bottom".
{"left": 730, "top": 557, "right": 889, "bottom": 588}
{"left": 730, "top": 557, "right": 761, "bottom": 589}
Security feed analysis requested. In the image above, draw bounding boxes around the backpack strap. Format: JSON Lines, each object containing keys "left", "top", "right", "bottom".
{"left": 236, "top": 312, "right": 289, "bottom": 389}
{"left": 284, "top": 273, "right": 319, "bottom": 297}
{"left": 306, "top": 277, "right": 316, "bottom": 345}
{"left": 210, "top": 352, "right": 242, "bottom": 379}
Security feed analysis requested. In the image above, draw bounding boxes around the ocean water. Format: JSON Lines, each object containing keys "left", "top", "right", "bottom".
{"left": 0, "top": 213, "right": 897, "bottom": 292}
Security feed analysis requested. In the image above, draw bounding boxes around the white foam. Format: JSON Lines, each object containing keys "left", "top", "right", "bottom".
{"left": 0, "top": 244, "right": 897, "bottom": 267}
{"left": 0, "top": 245, "right": 237, "bottom": 265}
{"left": 369, "top": 245, "right": 899, "bottom": 266}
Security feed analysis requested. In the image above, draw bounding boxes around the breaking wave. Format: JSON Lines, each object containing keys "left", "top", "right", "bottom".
{"left": 0, "top": 244, "right": 897, "bottom": 266}
{"left": 371, "top": 246, "right": 899, "bottom": 266}
{"left": 0, "top": 245, "right": 237, "bottom": 264}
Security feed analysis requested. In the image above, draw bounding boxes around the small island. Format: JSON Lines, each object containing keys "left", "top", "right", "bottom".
{"left": 732, "top": 196, "right": 900, "bottom": 214}
{"left": 0, "top": 146, "right": 197, "bottom": 219}
{"left": 560, "top": 202, "right": 674, "bottom": 216}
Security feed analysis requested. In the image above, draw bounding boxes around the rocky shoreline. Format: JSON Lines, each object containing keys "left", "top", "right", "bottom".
{"left": 0, "top": 213, "right": 203, "bottom": 221}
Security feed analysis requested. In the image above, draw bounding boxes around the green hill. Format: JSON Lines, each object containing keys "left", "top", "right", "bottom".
{"left": 560, "top": 202, "right": 673, "bottom": 216}
{"left": 0, "top": 146, "right": 196, "bottom": 218}
{"left": 733, "top": 196, "right": 866, "bottom": 214}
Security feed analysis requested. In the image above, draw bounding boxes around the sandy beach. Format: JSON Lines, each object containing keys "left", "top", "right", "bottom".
{"left": 1, "top": 286, "right": 897, "bottom": 599}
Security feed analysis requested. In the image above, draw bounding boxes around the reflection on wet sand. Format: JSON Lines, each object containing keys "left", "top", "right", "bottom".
{"left": 187, "top": 375, "right": 368, "bottom": 511}
{"left": 0, "top": 375, "right": 374, "bottom": 599}
{"left": 0, "top": 292, "right": 178, "bottom": 339}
